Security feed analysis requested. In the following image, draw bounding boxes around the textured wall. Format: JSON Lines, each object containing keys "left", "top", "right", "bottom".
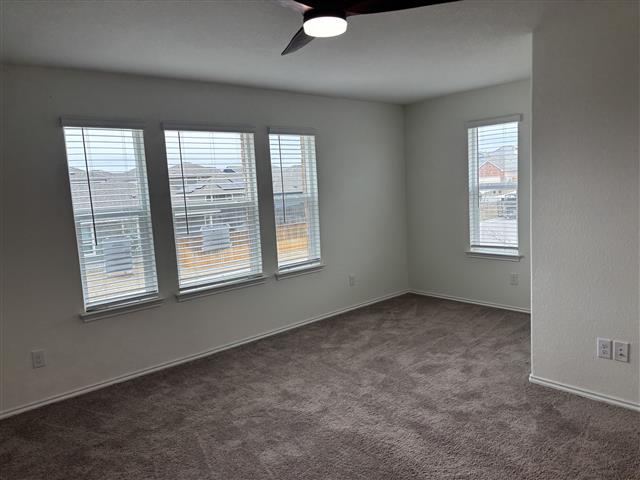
{"left": 3, "top": 1, "right": 639, "bottom": 415}
{"left": 531, "top": 1, "right": 639, "bottom": 405}
{"left": 405, "top": 79, "right": 531, "bottom": 311}
{"left": 0, "top": 65, "right": 408, "bottom": 413}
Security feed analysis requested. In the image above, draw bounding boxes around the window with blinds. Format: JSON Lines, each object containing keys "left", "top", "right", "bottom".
{"left": 269, "top": 131, "right": 321, "bottom": 270}
{"left": 468, "top": 117, "right": 520, "bottom": 254}
{"left": 164, "top": 128, "right": 262, "bottom": 290}
{"left": 63, "top": 125, "right": 158, "bottom": 310}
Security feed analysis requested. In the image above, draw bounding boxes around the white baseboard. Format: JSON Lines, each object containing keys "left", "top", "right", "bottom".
{"left": 410, "top": 289, "right": 530, "bottom": 314}
{"left": 412, "top": 293, "right": 638, "bottom": 412}
{"left": 0, "top": 290, "right": 409, "bottom": 420}
{"left": 529, "top": 374, "right": 640, "bottom": 412}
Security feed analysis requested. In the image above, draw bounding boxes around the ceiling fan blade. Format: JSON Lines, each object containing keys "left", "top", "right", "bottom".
{"left": 276, "top": 0, "right": 313, "bottom": 14}
{"left": 290, "top": 1, "right": 353, "bottom": 9}
{"left": 345, "top": 0, "right": 460, "bottom": 15}
{"left": 281, "top": 27, "right": 314, "bottom": 55}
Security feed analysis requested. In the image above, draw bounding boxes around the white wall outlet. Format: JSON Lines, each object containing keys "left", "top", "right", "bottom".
{"left": 597, "top": 338, "right": 612, "bottom": 359}
{"left": 31, "top": 349, "right": 46, "bottom": 369}
{"left": 509, "top": 273, "right": 519, "bottom": 286}
{"left": 348, "top": 274, "right": 356, "bottom": 287}
{"left": 613, "top": 341, "right": 630, "bottom": 362}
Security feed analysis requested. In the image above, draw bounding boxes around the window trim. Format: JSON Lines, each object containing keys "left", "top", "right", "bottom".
{"left": 79, "top": 296, "right": 164, "bottom": 322}
{"left": 62, "top": 121, "right": 159, "bottom": 312}
{"left": 465, "top": 250, "right": 523, "bottom": 262}
{"left": 275, "top": 261, "right": 325, "bottom": 280}
{"left": 467, "top": 115, "right": 522, "bottom": 258}
{"left": 60, "top": 116, "right": 146, "bottom": 130}
{"left": 176, "top": 274, "right": 268, "bottom": 302}
{"left": 162, "top": 125, "right": 263, "bottom": 291}
{"left": 161, "top": 122, "right": 255, "bottom": 134}
{"left": 269, "top": 129, "right": 323, "bottom": 270}
{"left": 465, "top": 114, "right": 522, "bottom": 129}
{"left": 268, "top": 126, "right": 317, "bottom": 136}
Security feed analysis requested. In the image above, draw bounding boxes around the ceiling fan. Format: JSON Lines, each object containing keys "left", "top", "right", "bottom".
{"left": 278, "top": 0, "right": 460, "bottom": 55}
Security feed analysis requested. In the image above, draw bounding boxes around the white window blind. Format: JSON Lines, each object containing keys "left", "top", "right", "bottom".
{"left": 63, "top": 126, "right": 158, "bottom": 310}
{"left": 269, "top": 132, "right": 321, "bottom": 269}
{"left": 164, "top": 129, "right": 262, "bottom": 290}
{"left": 468, "top": 118, "right": 519, "bottom": 253}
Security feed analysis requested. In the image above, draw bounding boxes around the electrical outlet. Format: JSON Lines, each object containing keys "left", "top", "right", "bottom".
{"left": 348, "top": 274, "right": 356, "bottom": 287}
{"left": 613, "top": 341, "right": 630, "bottom": 363}
{"left": 31, "top": 350, "right": 46, "bottom": 369}
{"left": 597, "top": 338, "right": 612, "bottom": 359}
{"left": 509, "top": 273, "right": 519, "bottom": 286}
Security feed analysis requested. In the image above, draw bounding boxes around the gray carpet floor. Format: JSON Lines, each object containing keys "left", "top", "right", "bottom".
{"left": 1, "top": 294, "right": 639, "bottom": 479}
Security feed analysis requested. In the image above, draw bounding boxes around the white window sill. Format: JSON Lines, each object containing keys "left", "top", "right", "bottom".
{"left": 176, "top": 275, "right": 268, "bottom": 302}
{"left": 80, "top": 296, "right": 164, "bottom": 322}
{"left": 275, "top": 262, "right": 324, "bottom": 280}
{"left": 465, "top": 250, "right": 523, "bottom": 262}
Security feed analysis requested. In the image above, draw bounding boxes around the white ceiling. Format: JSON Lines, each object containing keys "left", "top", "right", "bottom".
{"left": 0, "top": 0, "right": 551, "bottom": 104}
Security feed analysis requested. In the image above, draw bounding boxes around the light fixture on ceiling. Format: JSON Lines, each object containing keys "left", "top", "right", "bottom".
{"left": 281, "top": 0, "right": 461, "bottom": 55}
{"left": 302, "top": 10, "right": 347, "bottom": 38}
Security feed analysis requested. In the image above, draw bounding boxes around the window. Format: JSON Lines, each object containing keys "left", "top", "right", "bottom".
{"left": 467, "top": 116, "right": 520, "bottom": 255}
{"left": 63, "top": 125, "right": 158, "bottom": 310}
{"left": 164, "top": 127, "right": 262, "bottom": 290}
{"left": 269, "top": 131, "right": 321, "bottom": 270}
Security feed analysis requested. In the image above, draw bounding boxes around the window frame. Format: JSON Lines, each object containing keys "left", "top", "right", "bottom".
{"left": 268, "top": 127, "right": 323, "bottom": 275}
{"left": 162, "top": 123, "right": 264, "bottom": 294}
{"left": 466, "top": 114, "right": 522, "bottom": 259}
{"left": 61, "top": 118, "right": 160, "bottom": 313}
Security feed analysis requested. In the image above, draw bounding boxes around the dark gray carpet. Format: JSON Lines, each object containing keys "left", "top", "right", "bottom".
{"left": 1, "top": 294, "right": 639, "bottom": 479}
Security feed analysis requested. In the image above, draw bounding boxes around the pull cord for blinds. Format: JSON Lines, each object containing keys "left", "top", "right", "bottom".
{"left": 80, "top": 128, "right": 99, "bottom": 246}
{"left": 276, "top": 135, "right": 287, "bottom": 224}
{"left": 176, "top": 131, "right": 191, "bottom": 235}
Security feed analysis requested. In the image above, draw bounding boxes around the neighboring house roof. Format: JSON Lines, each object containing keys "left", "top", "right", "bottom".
{"left": 480, "top": 145, "right": 517, "bottom": 173}
{"left": 167, "top": 162, "right": 223, "bottom": 178}
{"left": 70, "top": 159, "right": 306, "bottom": 213}
{"left": 479, "top": 160, "right": 503, "bottom": 173}
{"left": 168, "top": 162, "right": 247, "bottom": 197}
{"left": 70, "top": 176, "right": 142, "bottom": 211}
{"left": 174, "top": 181, "right": 244, "bottom": 198}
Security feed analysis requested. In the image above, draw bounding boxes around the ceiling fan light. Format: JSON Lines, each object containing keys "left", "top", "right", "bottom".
{"left": 303, "top": 15, "right": 347, "bottom": 38}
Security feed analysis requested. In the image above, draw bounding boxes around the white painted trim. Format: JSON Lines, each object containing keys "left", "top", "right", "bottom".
{"left": 466, "top": 114, "right": 522, "bottom": 128}
{"left": 59, "top": 116, "right": 146, "bottom": 130}
{"left": 80, "top": 297, "right": 164, "bottom": 322}
{"left": 0, "top": 290, "right": 409, "bottom": 420}
{"left": 529, "top": 374, "right": 640, "bottom": 412}
{"left": 410, "top": 289, "right": 530, "bottom": 314}
{"left": 268, "top": 126, "right": 316, "bottom": 136}
{"left": 161, "top": 122, "right": 255, "bottom": 133}
{"left": 465, "top": 250, "right": 523, "bottom": 262}
{"left": 275, "top": 263, "right": 324, "bottom": 280}
{"left": 176, "top": 275, "right": 268, "bottom": 302}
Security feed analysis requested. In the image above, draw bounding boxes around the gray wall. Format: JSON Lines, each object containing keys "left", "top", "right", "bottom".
{"left": 3, "top": 0, "right": 639, "bottom": 415}
{"left": 404, "top": 80, "right": 531, "bottom": 311}
{"left": 531, "top": 1, "right": 639, "bottom": 406}
{"left": 0, "top": 65, "right": 408, "bottom": 414}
